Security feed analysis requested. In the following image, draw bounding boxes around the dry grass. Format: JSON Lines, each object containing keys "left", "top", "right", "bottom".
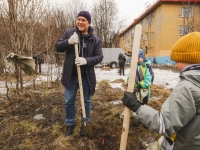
{"left": 53, "top": 135, "right": 75, "bottom": 150}
{"left": 92, "top": 80, "right": 124, "bottom": 102}
{"left": 0, "top": 77, "right": 171, "bottom": 150}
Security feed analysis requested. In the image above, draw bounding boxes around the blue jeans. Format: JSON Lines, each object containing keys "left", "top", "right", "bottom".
{"left": 64, "top": 76, "right": 91, "bottom": 126}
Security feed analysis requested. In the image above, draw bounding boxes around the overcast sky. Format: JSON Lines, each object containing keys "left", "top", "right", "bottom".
{"left": 84, "top": 0, "right": 157, "bottom": 26}
{"left": 114, "top": 0, "right": 157, "bottom": 26}
{"left": 54, "top": 0, "right": 157, "bottom": 27}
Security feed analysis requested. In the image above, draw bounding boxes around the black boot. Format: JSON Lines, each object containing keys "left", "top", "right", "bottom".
{"left": 80, "top": 124, "right": 85, "bottom": 136}
{"left": 66, "top": 125, "right": 75, "bottom": 136}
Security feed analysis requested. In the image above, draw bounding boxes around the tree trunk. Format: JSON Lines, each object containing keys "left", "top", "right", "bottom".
{"left": 15, "top": 63, "right": 20, "bottom": 95}
{"left": 0, "top": 51, "right": 4, "bottom": 73}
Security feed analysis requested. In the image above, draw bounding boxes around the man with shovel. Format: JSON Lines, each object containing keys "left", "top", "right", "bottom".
{"left": 55, "top": 11, "right": 103, "bottom": 136}
{"left": 122, "top": 32, "right": 200, "bottom": 150}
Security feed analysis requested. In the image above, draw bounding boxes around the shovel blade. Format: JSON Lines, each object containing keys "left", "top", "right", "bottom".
{"left": 84, "top": 124, "right": 93, "bottom": 139}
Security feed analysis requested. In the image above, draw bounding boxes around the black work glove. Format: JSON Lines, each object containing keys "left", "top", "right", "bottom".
{"left": 121, "top": 92, "right": 142, "bottom": 112}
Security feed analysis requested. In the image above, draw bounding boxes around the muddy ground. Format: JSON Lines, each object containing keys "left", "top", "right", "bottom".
{"left": 0, "top": 67, "right": 176, "bottom": 150}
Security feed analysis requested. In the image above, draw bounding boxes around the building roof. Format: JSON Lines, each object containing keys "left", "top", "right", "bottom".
{"left": 119, "top": 0, "right": 200, "bottom": 37}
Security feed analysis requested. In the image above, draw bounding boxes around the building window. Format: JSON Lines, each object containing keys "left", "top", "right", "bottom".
{"left": 131, "top": 29, "right": 134, "bottom": 35}
{"left": 179, "top": 25, "right": 191, "bottom": 35}
{"left": 140, "top": 35, "right": 143, "bottom": 43}
{"left": 180, "top": 7, "right": 192, "bottom": 18}
{"left": 145, "top": 33, "right": 148, "bottom": 40}
{"left": 130, "top": 31, "right": 132, "bottom": 38}
{"left": 145, "top": 17, "right": 150, "bottom": 26}
{"left": 131, "top": 36, "right": 134, "bottom": 42}
{"left": 126, "top": 34, "right": 128, "bottom": 41}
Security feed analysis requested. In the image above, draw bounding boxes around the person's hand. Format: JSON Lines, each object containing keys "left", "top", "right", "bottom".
{"left": 121, "top": 92, "right": 142, "bottom": 112}
{"left": 68, "top": 32, "right": 78, "bottom": 45}
{"left": 75, "top": 57, "right": 87, "bottom": 66}
{"left": 134, "top": 84, "right": 141, "bottom": 92}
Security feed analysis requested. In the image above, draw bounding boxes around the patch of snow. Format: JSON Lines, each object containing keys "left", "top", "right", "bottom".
{"left": 110, "top": 100, "right": 122, "bottom": 105}
{"left": 0, "top": 88, "right": 7, "bottom": 95}
{"left": 150, "top": 69, "right": 179, "bottom": 89}
{"left": 149, "top": 96, "right": 163, "bottom": 101}
{"left": 110, "top": 83, "right": 124, "bottom": 90}
{"left": 0, "top": 64, "right": 180, "bottom": 96}
{"left": 95, "top": 68, "right": 127, "bottom": 82}
{"left": 34, "top": 114, "right": 46, "bottom": 120}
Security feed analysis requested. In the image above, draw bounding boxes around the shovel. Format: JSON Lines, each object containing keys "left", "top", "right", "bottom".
{"left": 74, "top": 42, "right": 93, "bottom": 139}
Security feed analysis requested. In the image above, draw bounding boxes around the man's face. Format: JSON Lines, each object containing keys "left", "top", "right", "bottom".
{"left": 76, "top": 16, "right": 90, "bottom": 35}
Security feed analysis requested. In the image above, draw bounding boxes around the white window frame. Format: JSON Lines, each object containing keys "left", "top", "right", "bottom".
{"left": 180, "top": 7, "right": 192, "bottom": 18}
{"left": 179, "top": 25, "right": 191, "bottom": 35}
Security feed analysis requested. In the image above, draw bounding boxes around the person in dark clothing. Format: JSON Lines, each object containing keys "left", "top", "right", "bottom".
{"left": 55, "top": 11, "right": 103, "bottom": 136}
{"left": 33, "top": 56, "right": 43, "bottom": 73}
{"left": 118, "top": 52, "right": 126, "bottom": 76}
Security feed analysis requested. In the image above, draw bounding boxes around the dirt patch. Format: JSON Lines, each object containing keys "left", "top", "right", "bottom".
{"left": 0, "top": 79, "right": 171, "bottom": 149}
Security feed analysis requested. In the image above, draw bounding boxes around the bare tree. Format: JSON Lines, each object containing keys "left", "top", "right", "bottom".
{"left": 54, "top": 0, "right": 87, "bottom": 30}
{"left": 0, "top": 0, "right": 126, "bottom": 96}
{"left": 91, "top": 0, "right": 124, "bottom": 48}
{"left": 0, "top": 0, "right": 52, "bottom": 94}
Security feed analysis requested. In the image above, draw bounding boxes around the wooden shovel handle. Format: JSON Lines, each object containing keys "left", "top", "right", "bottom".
{"left": 75, "top": 43, "right": 87, "bottom": 126}
{"left": 120, "top": 24, "right": 142, "bottom": 150}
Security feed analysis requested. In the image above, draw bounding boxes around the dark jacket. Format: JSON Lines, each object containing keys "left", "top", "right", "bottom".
{"left": 118, "top": 53, "right": 126, "bottom": 65}
{"left": 55, "top": 27, "right": 103, "bottom": 95}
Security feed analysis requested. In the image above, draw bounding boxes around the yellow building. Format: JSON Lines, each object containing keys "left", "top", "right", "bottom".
{"left": 119, "top": 0, "right": 200, "bottom": 64}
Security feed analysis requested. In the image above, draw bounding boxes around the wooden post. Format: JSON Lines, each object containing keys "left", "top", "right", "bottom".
{"left": 119, "top": 24, "right": 142, "bottom": 150}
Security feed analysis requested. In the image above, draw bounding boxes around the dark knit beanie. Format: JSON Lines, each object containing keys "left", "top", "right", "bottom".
{"left": 77, "top": 11, "right": 91, "bottom": 24}
{"left": 138, "top": 49, "right": 144, "bottom": 59}
{"left": 171, "top": 32, "right": 200, "bottom": 63}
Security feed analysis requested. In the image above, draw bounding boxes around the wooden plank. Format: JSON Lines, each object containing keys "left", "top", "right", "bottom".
{"left": 120, "top": 24, "right": 142, "bottom": 150}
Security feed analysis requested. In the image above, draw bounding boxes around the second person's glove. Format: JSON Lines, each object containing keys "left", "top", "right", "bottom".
{"left": 121, "top": 92, "right": 142, "bottom": 112}
{"left": 68, "top": 32, "right": 78, "bottom": 45}
{"left": 75, "top": 57, "right": 87, "bottom": 66}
